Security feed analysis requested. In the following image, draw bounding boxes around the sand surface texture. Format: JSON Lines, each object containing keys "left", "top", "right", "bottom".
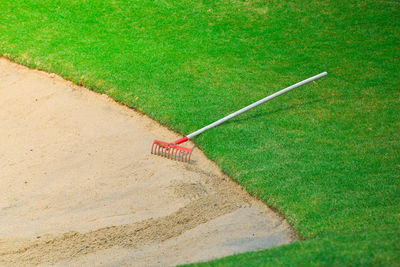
{"left": 0, "top": 58, "right": 294, "bottom": 266}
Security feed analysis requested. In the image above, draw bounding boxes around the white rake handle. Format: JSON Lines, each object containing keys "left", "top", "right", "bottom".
{"left": 185, "top": 72, "right": 327, "bottom": 140}
{"left": 172, "top": 72, "right": 327, "bottom": 145}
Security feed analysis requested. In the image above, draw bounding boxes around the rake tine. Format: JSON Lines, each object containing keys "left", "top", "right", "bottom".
{"left": 153, "top": 142, "right": 158, "bottom": 154}
{"left": 154, "top": 144, "right": 157, "bottom": 155}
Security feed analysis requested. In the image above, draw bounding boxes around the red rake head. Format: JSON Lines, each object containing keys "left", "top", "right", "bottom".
{"left": 151, "top": 140, "right": 192, "bottom": 162}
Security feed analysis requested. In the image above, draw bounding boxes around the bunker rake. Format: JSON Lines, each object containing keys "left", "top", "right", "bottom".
{"left": 151, "top": 72, "right": 327, "bottom": 162}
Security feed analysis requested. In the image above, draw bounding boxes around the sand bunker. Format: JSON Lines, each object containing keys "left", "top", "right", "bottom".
{"left": 0, "top": 58, "right": 295, "bottom": 266}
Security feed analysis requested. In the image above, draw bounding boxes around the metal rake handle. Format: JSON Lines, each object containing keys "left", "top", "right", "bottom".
{"left": 183, "top": 72, "right": 327, "bottom": 141}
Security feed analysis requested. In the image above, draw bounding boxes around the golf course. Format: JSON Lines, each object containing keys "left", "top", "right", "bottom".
{"left": 0, "top": 0, "right": 399, "bottom": 266}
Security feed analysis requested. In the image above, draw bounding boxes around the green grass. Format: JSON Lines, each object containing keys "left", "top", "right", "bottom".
{"left": 1, "top": 0, "right": 399, "bottom": 265}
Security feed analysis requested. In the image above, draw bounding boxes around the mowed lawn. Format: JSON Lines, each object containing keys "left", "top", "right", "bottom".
{"left": 1, "top": 0, "right": 399, "bottom": 265}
